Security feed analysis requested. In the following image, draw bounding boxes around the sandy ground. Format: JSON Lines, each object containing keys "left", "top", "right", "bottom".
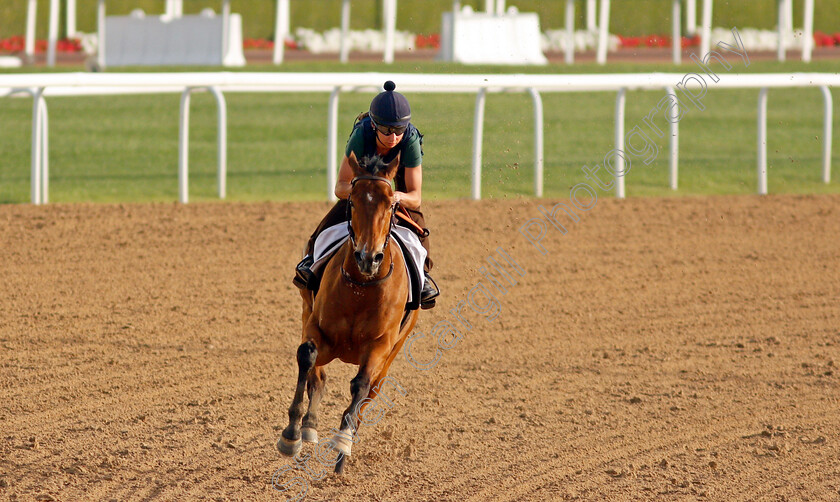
{"left": 1, "top": 194, "right": 840, "bottom": 501}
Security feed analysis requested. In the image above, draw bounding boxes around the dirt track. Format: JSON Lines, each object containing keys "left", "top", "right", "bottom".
{"left": 2, "top": 194, "right": 839, "bottom": 501}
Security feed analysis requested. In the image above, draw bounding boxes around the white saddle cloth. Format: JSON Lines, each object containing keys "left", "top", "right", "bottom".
{"left": 311, "top": 222, "right": 427, "bottom": 305}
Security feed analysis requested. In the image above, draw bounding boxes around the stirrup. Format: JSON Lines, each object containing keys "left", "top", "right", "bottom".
{"left": 293, "top": 256, "right": 314, "bottom": 290}
{"left": 420, "top": 273, "right": 440, "bottom": 310}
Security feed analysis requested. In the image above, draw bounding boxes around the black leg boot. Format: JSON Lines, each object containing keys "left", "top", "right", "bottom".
{"left": 293, "top": 256, "right": 314, "bottom": 290}
{"left": 420, "top": 272, "right": 440, "bottom": 310}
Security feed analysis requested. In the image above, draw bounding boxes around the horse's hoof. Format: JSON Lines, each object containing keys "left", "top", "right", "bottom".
{"left": 277, "top": 436, "right": 302, "bottom": 457}
{"left": 301, "top": 427, "right": 318, "bottom": 444}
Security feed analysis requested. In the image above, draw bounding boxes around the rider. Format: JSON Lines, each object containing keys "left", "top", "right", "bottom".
{"left": 294, "top": 80, "right": 440, "bottom": 310}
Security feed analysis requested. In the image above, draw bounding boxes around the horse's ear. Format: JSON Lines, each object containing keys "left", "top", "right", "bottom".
{"left": 383, "top": 152, "right": 401, "bottom": 180}
{"left": 347, "top": 151, "right": 362, "bottom": 177}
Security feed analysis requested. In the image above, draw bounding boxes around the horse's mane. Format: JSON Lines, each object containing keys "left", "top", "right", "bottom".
{"left": 359, "top": 155, "right": 390, "bottom": 177}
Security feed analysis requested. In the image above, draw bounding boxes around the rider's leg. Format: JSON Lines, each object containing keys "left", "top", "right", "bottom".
{"left": 294, "top": 200, "right": 350, "bottom": 289}
{"left": 403, "top": 207, "right": 439, "bottom": 309}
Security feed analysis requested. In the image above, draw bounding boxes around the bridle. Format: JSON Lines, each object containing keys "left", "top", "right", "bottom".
{"left": 342, "top": 175, "right": 397, "bottom": 286}
{"left": 345, "top": 175, "right": 397, "bottom": 249}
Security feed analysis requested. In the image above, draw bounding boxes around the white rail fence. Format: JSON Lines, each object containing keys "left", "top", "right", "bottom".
{"left": 1, "top": 72, "right": 837, "bottom": 204}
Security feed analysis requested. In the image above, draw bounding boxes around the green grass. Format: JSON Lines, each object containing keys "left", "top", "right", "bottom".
{"left": 2, "top": 60, "right": 840, "bottom": 204}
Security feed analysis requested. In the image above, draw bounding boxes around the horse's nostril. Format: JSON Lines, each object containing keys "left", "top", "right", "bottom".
{"left": 373, "top": 252, "right": 384, "bottom": 264}
{"left": 354, "top": 251, "right": 363, "bottom": 263}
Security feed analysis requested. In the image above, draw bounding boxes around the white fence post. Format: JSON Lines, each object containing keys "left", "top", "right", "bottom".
{"left": 177, "top": 86, "right": 228, "bottom": 203}
{"left": 472, "top": 88, "right": 487, "bottom": 200}
{"left": 784, "top": 0, "right": 793, "bottom": 36}
{"left": 340, "top": 0, "right": 352, "bottom": 64}
{"left": 173, "top": 0, "right": 183, "bottom": 18}
{"left": 821, "top": 86, "right": 833, "bottom": 184}
{"left": 30, "top": 88, "right": 46, "bottom": 205}
{"left": 672, "top": 0, "right": 682, "bottom": 65}
{"left": 528, "top": 88, "right": 544, "bottom": 198}
{"left": 25, "top": 0, "right": 37, "bottom": 64}
{"left": 327, "top": 86, "right": 341, "bottom": 202}
{"left": 222, "top": 0, "right": 231, "bottom": 67}
{"left": 686, "top": 0, "right": 697, "bottom": 35}
{"left": 97, "top": 0, "right": 106, "bottom": 69}
{"left": 383, "top": 0, "right": 397, "bottom": 64}
{"left": 586, "top": 0, "right": 597, "bottom": 32}
{"left": 777, "top": 0, "right": 787, "bottom": 62}
{"left": 40, "top": 95, "right": 49, "bottom": 204}
{"left": 47, "top": 0, "right": 60, "bottom": 67}
{"left": 67, "top": 0, "right": 77, "bottom": 37}
{"left": 614, "top": 88, "right": 626, "bottom": 199}
{"left": 565, "top": 0, "right": 575, "bottom": 65}
{"left": 179, "top": 88, "right": 193, "bottom": 204}
{"left": 596, "top": 0, "right": 611, "bottom": 65}
{"left": 700, "top": 0, "right": 712, "bottom": 59}
{"left": 802, "top": 0, "right": 814, "bottom": 63}
{"left": 757, "top": 87, "right": 769, "bottom": 195}
{"left": 667, "top": 86, "right": 679, "bottom": 190}
{"left": 15, "top": 87, "right": 48, "bottom": 204}
{"left": 209, "top": 87, "right": 228, "bottom": 199}
{"left": 273, "top": 0, "right": 290, "bottom": 64}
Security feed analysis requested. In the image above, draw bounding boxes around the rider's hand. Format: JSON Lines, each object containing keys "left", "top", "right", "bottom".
{"left": 392, "top": 192, "right": 404, "bottom": 205}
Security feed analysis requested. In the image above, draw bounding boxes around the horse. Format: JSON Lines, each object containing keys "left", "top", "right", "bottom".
{"left": 277, "top": 151, "right": 420, "bottom": 475}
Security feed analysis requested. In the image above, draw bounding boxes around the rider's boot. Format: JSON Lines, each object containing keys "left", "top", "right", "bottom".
{"left": 293, "top": 256, "right": 315, "bottom": 290}
{"left": 420, "top": 272, "right": 440, "bottom": 310}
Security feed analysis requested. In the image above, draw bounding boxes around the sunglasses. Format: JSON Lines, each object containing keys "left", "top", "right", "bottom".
{"left": 373, "top": 121, "right": 407, "bottom": 136}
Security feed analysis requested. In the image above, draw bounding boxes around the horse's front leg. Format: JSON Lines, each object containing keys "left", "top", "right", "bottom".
{"left": 330, "top": 367, "right": 371, "bottom": 475}
{"left": 277, "top": 339, "right": 317, "bottom": 457}
{"left": 301, "top": 366, "right": 326, "bottom": 443}
{"left": 329, "top": 341, "right": 394, "bottom": 474}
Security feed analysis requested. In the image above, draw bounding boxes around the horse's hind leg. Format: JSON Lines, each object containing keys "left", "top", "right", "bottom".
{"left": 301, "top": 366, "right": 326, "bottom": 443}
{"left": 277, "top": 340, "right": 317, "bottom": 457}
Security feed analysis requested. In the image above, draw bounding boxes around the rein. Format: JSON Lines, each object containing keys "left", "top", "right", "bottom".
{"left": 342, "top": 175, "right": 397, "bottom": 287}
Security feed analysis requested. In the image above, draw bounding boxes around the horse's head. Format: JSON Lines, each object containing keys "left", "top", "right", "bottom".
{"left": 347, "top": 151, "right": 400, "bottom": 277}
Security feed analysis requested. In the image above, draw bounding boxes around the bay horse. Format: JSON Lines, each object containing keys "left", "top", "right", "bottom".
{"left": 277, "top": 151, "right": 420, "bottom": 475}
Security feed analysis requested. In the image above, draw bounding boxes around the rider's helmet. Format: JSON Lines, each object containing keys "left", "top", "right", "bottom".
{"left": 369, "top": 80, "right": 411, "bottom": 128}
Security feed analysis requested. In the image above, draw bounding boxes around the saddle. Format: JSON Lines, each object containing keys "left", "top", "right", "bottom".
{"left": 307, "top": 219, "right": 427, "bottom": 311}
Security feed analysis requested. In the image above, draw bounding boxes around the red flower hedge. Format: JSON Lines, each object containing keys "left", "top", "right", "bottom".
{"left": 243, "top": 38, "right": 298, "bottom": 50}
{"left": 0, "top": 36, "right": 82, "bottom": 53}
{"left": 618, "top": 32, "right": 840, "bottom": 49}
{"left": 415, "top": 33, "right": 440, "bottom": 49}
{"left": 814, "top": 31, "right": 840, "bottom": 47}
{"left": 3, "top": 32, "right": 840, "bottom": 55}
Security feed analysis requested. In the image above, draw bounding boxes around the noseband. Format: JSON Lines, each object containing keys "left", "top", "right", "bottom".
{"left": 343, "top": 175, "right": 397, "bottom": 286}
